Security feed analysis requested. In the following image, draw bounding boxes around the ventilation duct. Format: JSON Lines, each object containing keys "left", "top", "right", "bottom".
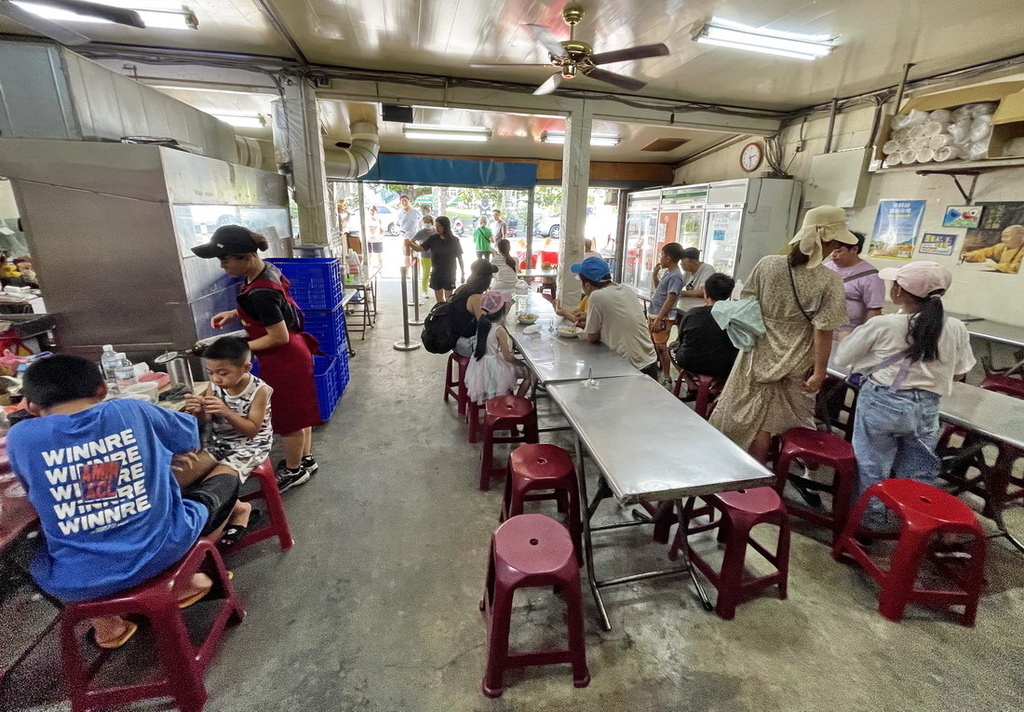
{"left": 235, "top": 136, "right": 277, "bottom": 172}
{"left": 324, "top": 122, "right": 380, "bottom": 180}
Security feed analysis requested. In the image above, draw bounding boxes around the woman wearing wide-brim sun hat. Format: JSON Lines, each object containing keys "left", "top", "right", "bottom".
{"left": 709, "top": 205, "right": 855, "bottom": 464}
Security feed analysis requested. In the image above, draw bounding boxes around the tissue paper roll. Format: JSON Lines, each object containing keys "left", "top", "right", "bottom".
{"left": 916, "top": 147, "right": 935, "bottom": 163}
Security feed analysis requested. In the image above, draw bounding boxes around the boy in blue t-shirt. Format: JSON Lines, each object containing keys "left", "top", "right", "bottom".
{"left": 8, "top": 355, "right": 239, "bottom": 649}
{"left": 649, "top": 242, "right": 686, "bottom": 384}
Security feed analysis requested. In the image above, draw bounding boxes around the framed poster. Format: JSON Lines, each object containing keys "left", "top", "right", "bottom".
{"left": 959, "top": 201, "right": 1024, "bottom": 274}
{"left": 869, "top": 200, "right": 927, "bottom": 260}
{"left": 918, "top": 233, "right": 957, "bottom": 256}
{"left": 941, "top": 206, "right": 983, "bottom": 229}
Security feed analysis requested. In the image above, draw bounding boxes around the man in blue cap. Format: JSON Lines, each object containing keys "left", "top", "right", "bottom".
{"left": 571, "top": 256, "right": 659, "bottom": 379}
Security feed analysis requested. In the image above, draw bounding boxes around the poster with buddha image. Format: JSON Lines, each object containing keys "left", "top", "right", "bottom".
{"left": 959, "top": 202, "right": 1024, "bottom": 274}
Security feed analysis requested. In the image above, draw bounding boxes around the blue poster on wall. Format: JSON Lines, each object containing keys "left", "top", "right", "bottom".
{"left": 869, "top": 199, "right": 927, "bottom": 260}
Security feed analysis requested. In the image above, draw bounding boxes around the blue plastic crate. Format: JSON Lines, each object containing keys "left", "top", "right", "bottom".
{"left": 267, "top": 257, "right": 343, "bottom": 311}
{"left": 250, "top": 354, "right": 340, "bottom": 422}
{"left": 314, "top": 354, "right": 340, "bottom": 422}
{"left": 303, "top": 307, "right": 347, "bottom": 356}
{"left": 336, "top": 350, "right": 350, "bottom": 398}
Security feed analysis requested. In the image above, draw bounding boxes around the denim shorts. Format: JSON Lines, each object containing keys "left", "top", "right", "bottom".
{"left": 852, "top": 380, "right": 942, "bottom": 502}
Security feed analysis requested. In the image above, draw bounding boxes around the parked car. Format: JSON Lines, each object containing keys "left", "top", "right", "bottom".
{"left": 374, "top": 205, "right": 400, "bottom": 236}
{"left": 534, "top": 215, "right": 560, "bottom": 239}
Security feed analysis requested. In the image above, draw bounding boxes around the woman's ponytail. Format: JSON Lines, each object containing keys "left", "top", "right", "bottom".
{"left": 906, "top": 292, "right": 944, "bottom": 362}
{"left": 473, "top": 309, "right": 504, "bottom": 360}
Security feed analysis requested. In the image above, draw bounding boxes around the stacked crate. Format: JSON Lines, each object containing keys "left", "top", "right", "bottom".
{"left": 267, "top": 257, "right": 350, "bottom": 421}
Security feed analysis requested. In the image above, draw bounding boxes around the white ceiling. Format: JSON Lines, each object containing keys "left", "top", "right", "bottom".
{"left": 3, "top": 0, "right": 1024, "bottom": 161}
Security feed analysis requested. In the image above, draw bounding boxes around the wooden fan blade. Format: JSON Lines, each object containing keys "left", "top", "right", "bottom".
{"left": 33, "top": 0, "right": 146, "bottom": 28}
{"left": 0, "top": 1, "right": 92, "bottom": 44}
{"left": 584, "top": 67, "right": 647, "bottom": 92}
{"left": 590, "top": 43, "right": 670, "bottom": 66}
{"left": 534, "top": 72, "right": 564, "bottom": 96}
{"left": 524, "top": 23, "right": 566, "bottom": 58}
{"left": 470, "top": 62, "right": 552, "bottom": 68}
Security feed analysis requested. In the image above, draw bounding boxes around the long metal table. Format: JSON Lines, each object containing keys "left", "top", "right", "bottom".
{"left": 546, "top": 376, "right": 775, "bottom": 630}
{"left": 506, "top": 293, "right": 639, "bottom": 385}
{"left": 826, "top": 359, "right": 1024, "bottom": 552}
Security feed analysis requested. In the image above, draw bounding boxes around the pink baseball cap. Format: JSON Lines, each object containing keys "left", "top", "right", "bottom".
{"left": 479, "top": 290, "right": 513, "bottom": 314}
{"left": 878, "top": 261, "right": 952, "bottom": 298}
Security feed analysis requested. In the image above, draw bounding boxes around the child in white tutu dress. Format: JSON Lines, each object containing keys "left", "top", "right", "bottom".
{"left": 465, "top": 291, "right": 531, "bottom": 404}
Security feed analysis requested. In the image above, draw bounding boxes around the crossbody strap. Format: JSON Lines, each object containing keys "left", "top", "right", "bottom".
{"left": 788, "top": 266, "right": 814, "bottom": 323}
{"left": 842, "top": 267, "right": 879, "bottom": 283}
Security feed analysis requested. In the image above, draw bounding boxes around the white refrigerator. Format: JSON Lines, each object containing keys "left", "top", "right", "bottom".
{"left": 698, "top": 178, "right": 803, "bottom": 282}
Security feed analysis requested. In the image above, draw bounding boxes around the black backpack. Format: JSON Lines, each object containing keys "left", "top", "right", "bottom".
{"left": 420, "top": 301, "right": 460, "bottom": 354}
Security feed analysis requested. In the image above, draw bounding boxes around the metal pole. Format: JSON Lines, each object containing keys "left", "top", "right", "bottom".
{"left": 823, "top": 98, "right": 839, "bottom": 154}
{"left": 894, "top": 62, "right": 915, "bottom": 114}
{"left": 410, "top": 257, "right": 424, "bottom": 325}
{"left": 393, "top": 265, "right": 421, "bottom": 351}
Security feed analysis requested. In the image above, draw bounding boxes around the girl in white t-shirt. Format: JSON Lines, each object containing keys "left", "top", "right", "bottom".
{"left": 835, "top": 261, "right": 975, "bottom": 523}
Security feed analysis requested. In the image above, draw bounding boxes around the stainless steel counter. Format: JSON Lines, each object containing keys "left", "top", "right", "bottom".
{"left": 942, "top": 382, "right": 1024, "bottom": 451}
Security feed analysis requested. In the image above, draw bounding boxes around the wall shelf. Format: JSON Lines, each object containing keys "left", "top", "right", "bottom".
{"left": 870, "top": 156, "right": 1024, "bottom": 203}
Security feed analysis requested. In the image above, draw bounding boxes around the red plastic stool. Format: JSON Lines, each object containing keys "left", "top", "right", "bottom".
{"left": 480, "top": 513, "right": 590, "bottom": 697}
{"left": 59, "top": 539, "right": 244, "bottom": 712}
{"left": 833, "top": 479, "right": 987, "bottom": 625}
{"left": 773, "top": 427, "right": 858, "bottom": 543}
{"left": 669, "top": 487, "right": 791, "bottom": 620}
{"left": 479, "top": 396, "right": 538, "bottom": 491}
{"left": 444, "top": 352, "right": 471, "bottom": 416}
{"left": 672, "top": 371, "right": 726, "bottom": 420}
{"left": 503, "top": 444, "right": 582, "bottom": 563}
{"left": 467, "top": 398, "right": 483, "bottom": 444}
{"left": 221, "top": 459, "right": 294, "bottom": 553}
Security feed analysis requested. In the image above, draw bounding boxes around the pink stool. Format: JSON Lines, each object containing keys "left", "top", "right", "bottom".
{"left": 221, "top": 459, "right": 294, "bottom": 553}
{"left": 833, "top": 479, "right": 986, "bottom": 625}
{"left": 672, "top": 371, "right": 726, "bottom": 420}
{"left": 669, "top": 487, "right": 791, "bottom": 620}
{"left": 479, "top": 396, "right": 538, "bottom": 491}
{"left": 59, "top": 540, "right": 243, "bottom": 712}
{"left": 444, "top": 352, "right": 471, "bottom": 416}
{"left": 480, "top": 513, "right": 590, "bottom": 697}
{"left": 503, "top": 444, "right": 582, "bottom": 563}
{"left": 773, "top": 427, "right": 858, "bottom": 543}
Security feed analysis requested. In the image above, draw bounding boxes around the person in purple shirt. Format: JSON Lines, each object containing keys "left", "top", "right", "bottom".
{"left": 826, "top": 231, "right": 885, "bottom": 332}
{"left": 8, "top": 355, "right": 239, "bottom": 649}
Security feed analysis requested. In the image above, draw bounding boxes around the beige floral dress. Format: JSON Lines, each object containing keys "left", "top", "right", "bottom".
{"left": 710, "top": 255, "right": 847, "bottom": 449}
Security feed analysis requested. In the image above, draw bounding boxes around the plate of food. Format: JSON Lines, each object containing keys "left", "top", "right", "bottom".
{"left": 517, "top": 313, "right": 539, "bottom": 324}
{"left": 556, "top": 325, "right": 583, "bottom": 337}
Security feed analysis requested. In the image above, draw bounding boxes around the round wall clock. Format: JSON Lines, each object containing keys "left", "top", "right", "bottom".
{"left": 740, "top": 142, "right": 763, "bottom": 173}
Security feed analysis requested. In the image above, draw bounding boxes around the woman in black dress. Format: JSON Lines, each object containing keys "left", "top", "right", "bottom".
{"left": 407, "top": 215, "right": 464, "bottom": 302}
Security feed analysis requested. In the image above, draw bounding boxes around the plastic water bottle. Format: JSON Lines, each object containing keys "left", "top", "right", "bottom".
{"left": 114, "top": 353, "right": 138, "bottom": 394}
{"left": 514, "top": 279, "right": 530, "bottom": 317}
{"left": 100, "top": 344, "right": 120, "bottom": 393}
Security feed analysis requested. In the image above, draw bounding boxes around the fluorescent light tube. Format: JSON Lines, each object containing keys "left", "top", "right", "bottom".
{"left": 541, "top": 131, "right": 620, "bottom": 146}
{"left": 694, "top": 19, "right": 834, "bottom": 61}
{"left": 402, "top": 125, "right": 491, "bottom": 142}
{"left": 12, "top": 2, "right": 198, "bottom": 30}
{"left": 210, "top": 113, "right": 266, "bottom": 128}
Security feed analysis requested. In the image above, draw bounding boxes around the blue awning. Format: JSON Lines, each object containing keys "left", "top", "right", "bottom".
{"left": 362, "top": 154, "right": 537, "bottom": 188}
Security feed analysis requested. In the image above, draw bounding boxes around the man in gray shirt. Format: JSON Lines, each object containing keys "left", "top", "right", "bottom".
{"left": 397, "top": 194, "right": 423, "bottom": 240}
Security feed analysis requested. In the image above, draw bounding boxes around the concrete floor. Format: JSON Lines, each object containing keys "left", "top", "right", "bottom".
{"left": 4, "top": 277, "right": 1024, "bottom": 712}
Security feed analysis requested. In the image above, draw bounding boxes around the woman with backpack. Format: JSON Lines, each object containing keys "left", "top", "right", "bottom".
{"left": 834, "top": 261, "right": 974, "bottom": 524}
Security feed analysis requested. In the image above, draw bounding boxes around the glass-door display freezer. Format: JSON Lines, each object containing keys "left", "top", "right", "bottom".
{"left": 702, "top": 206, "right": 744, "bottom": 276}
{"left": 622, "top": 189, "right": 661, "bottom": 291}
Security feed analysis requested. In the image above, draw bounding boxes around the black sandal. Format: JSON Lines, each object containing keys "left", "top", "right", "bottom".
{"left": 219, "top": 511, "right": 261, "bottom": 547}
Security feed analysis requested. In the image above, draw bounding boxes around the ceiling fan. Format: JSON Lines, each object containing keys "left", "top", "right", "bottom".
{"left": 0, "top": 0, "right": 144, "bottom": 46}
{"left": 472, "top": 5, "right": 670, "bottom": 96}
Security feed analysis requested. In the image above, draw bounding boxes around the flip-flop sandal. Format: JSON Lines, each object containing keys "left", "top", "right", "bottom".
{"left": 90, "top": 620, "right": 139, "bottom": 650}
{"left": 177, "top": 571, "right": 234, "bottom": 609}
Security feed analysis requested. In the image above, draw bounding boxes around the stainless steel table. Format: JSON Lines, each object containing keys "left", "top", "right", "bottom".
{"left": 825, "top": 360, "right": 1024, "bottom": 551}
{"left": 343, "top": 265, "right": 381, "bottom": 339}
{"left": 546, "top": 376, "right": 775, "bottom": 629}
{"left": 507, "top": 323, "right": 640, "bottom": 385}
